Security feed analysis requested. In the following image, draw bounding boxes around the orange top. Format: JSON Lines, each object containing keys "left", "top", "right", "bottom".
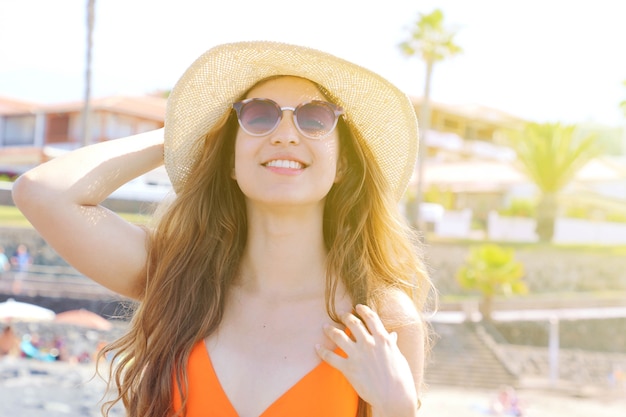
{"left": 172, "top": 340, "right": 359, "bottom": 417}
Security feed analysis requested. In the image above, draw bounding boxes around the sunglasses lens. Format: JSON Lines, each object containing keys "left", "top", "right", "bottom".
{"left": 238, "top": 99, "right": 281, "bottom": 135}
{"left": 295, "top": 102, "right": 338, "bottom": 139}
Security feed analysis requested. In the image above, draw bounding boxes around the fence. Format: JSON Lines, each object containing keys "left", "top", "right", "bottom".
{"left": 0, "top": 265, "right": 116, "bottom": 299}
{"left": 487, "top": 211, "right": 626, "bottom": 244}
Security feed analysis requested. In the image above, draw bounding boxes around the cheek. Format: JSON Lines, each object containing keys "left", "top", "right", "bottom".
{"left": 320, "top": 139, "right": 341, "bottom": 174}
{"left": 233, "top": 136, "right": 252, "bottom": 175}
{"left": 327, "top": 139, "right": 340, "bottom": 158}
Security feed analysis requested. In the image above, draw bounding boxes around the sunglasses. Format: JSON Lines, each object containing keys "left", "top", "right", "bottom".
{"left": 233, "top": 98, "right": 344, "bottom": 140}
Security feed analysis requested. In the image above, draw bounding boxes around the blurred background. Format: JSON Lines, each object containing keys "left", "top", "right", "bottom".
{"left": 0, "top": 1, "right": 625, "bottom": 416}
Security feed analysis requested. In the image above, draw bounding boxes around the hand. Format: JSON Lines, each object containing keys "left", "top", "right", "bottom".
{"left": 316, "top": 304, "right": 418, "bottom": 417}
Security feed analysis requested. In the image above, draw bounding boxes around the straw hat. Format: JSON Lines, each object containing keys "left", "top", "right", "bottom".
{"left": 164, "top": 41, "right": 418, "bottom": 201}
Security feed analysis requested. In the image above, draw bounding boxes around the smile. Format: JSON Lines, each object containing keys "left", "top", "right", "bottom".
{"left": 263, "top": 159, "right": 306, "bottom": 169}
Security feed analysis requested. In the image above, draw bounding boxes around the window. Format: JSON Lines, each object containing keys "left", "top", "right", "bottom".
{"left": 3, "top": 115, "right": 36, "bottom": 146}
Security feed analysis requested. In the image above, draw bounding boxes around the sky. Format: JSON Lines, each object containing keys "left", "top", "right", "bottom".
{"left": 1, "top": 0, "right": 625, "bottom": 126}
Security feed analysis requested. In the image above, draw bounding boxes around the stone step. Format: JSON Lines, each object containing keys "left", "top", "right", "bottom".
{"left": 424, "top": 322, "right": 518, "bottom": 389}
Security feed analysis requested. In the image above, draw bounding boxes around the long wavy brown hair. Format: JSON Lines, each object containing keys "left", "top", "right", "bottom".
{"left": 99, "top": 80, "right": 432, "bottom": 417}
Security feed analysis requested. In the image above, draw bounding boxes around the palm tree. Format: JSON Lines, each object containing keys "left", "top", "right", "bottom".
{"left": 507, "top": 123, "right": 600, "bottom": 242}
{"left": 456, "top": 244, "right": 526, "bottom": 321}
{"left": 399, "top": 9, "right": 462, "bottom": 230}
{"left": 81, "top": 0, "right": 95, "bottom": 147}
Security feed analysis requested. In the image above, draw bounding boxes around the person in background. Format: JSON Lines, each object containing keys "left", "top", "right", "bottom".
{"left": 12, "top": 41, "right": 434, "bottom": 417}
{"left": 10, "top": 243, "right": 32, "bottom": 294}
{"left": 0, "top": 325, "right": 20, "bottom": 357}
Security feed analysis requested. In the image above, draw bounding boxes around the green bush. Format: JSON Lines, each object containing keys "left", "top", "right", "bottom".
{"left": 0, "top": 174, "right": 17, "bottom": 182}
{"left": 606, "top": 211, "right": 626, "bottom": 223}
{"left": 423, "top": 185, "right": 455, "bottom": 210}
{"left": 456, "top": 244, "right": 527, "bottom": 320}
{"left": 564, "top": 205, "right": 589, "bottom": 219}
{"left": 498, "top": 198, "right": 535, "bottom": 218}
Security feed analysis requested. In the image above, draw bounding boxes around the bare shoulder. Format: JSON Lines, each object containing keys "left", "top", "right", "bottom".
{"left": 376, "top": 288, "right": 422, "bottom": 332}
{"left": 376, "top": 287, "right": 426, "bottom": 387}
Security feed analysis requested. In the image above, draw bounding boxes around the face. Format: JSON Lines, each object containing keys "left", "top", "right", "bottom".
{"left": 233, "top": 76, "right": 342, "bottom": 209}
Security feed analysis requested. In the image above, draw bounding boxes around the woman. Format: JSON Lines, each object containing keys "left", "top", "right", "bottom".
{"left": 12, "top": 42, "right": 433, "bottom": 417}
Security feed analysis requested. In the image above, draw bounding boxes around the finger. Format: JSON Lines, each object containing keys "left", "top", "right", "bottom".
{"left": 323, "top": 324, "right": 354, "bottom": 353}
{"left": 315, "top": 343, "right": 347, "bottom": 371}
{"left": 390, "top": 331, "right": 398, "bottom": 344}
{"left": 355, "top": 304, "right": 388, "bottom": 338}
{"left": 340, "top": 311, "right": 370, "bottom": 343}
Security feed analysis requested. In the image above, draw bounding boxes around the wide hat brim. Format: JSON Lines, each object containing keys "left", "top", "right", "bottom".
{"left": 164, "top": 41, "right": 418, "bottom": 201}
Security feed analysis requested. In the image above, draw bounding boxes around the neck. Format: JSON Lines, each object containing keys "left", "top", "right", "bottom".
{"left": 239, "top": 203, "right": 328, "bottom": 298}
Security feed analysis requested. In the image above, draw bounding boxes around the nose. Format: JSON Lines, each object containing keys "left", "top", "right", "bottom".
{"left": 270, "top": 110, "right": 300, "bottom": 145}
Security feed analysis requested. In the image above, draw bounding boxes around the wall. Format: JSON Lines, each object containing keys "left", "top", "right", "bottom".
{"left": 424, "top": 241, "right": 626, "bottom": 296}
{"left": 2, "top": 227, "right": 626, "bottom": 298}
{"left": 487, "top": 211, "right": 626, "bottom": 245}
{"left": 0, "top": 186, "right": 158, "bottom": 215}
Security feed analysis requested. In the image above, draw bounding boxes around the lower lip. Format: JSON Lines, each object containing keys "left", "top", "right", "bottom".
{"left": 264, "top": 165, "right": 304, "bottom": 176}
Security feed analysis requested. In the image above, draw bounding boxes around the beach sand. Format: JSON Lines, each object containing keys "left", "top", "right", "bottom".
{"left": 0, "top": 356, "right": 123, "bottom": 416}
{"left": 420, "top": 385, "right": 626, "bottom": 417}
{"left": 1, "top": 355, "right": 625, "bottom": 417}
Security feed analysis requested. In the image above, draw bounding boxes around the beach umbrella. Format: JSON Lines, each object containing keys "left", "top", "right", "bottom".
{"left": 54, "top": 309, "right": 112, "bottom": 331}
{"left": 0, "top": 298, "right": 55, "bottom": 322}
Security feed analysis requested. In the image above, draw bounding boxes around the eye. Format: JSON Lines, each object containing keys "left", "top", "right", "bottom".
{"left": 299, "top": 117, "right": 326, "bottom": 131}
{"left": 246, "top": 113, "right": 274, "bottom": 127}
{"left": 241, "top": 101, "right": 280, "bottom": 132}
{"left": 296, "top": 103, "right": 335, "bottom": 137}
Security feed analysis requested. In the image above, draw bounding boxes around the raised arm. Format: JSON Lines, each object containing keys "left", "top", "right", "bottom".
{"left": 11, "top": 129, "right": 165, "bottom": 299}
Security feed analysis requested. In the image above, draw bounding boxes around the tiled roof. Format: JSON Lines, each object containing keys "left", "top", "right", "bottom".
{"left": 41, "top": 95, "right": 166, "bottom": 121}
{"left": 410, "top": 95, "right": 526, "bottom": 124}
{"left": 0, "top": 96, "right": 38, "bottom": 115}
{"left": 422, "top": 160, "right": 527, "bottom": 190}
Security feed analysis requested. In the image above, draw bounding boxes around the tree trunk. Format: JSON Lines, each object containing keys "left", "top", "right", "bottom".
{"left": 413, "top": 58, "right": 434, "bottom": 232}
{"left": 479, "top": 294, "right": 493, "bottom": 322}
{"left": 81, "top": 0, "right": 95, "bottom": 147}
{"left": 536, "top": 192, "right": 557, "bottom": 242}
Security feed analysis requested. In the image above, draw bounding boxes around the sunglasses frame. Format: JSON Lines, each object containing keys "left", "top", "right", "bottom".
{"left": 232, "top": 98, "right": 344, "bottom": 140}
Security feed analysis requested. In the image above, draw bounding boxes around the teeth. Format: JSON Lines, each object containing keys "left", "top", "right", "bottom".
{"left": 265, "top": 160, "right": 304, "bottom": 169}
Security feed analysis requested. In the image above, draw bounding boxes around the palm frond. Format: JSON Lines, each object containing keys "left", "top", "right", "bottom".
{"left": 507, "top": 123, "right": 600, "bottom": 193}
